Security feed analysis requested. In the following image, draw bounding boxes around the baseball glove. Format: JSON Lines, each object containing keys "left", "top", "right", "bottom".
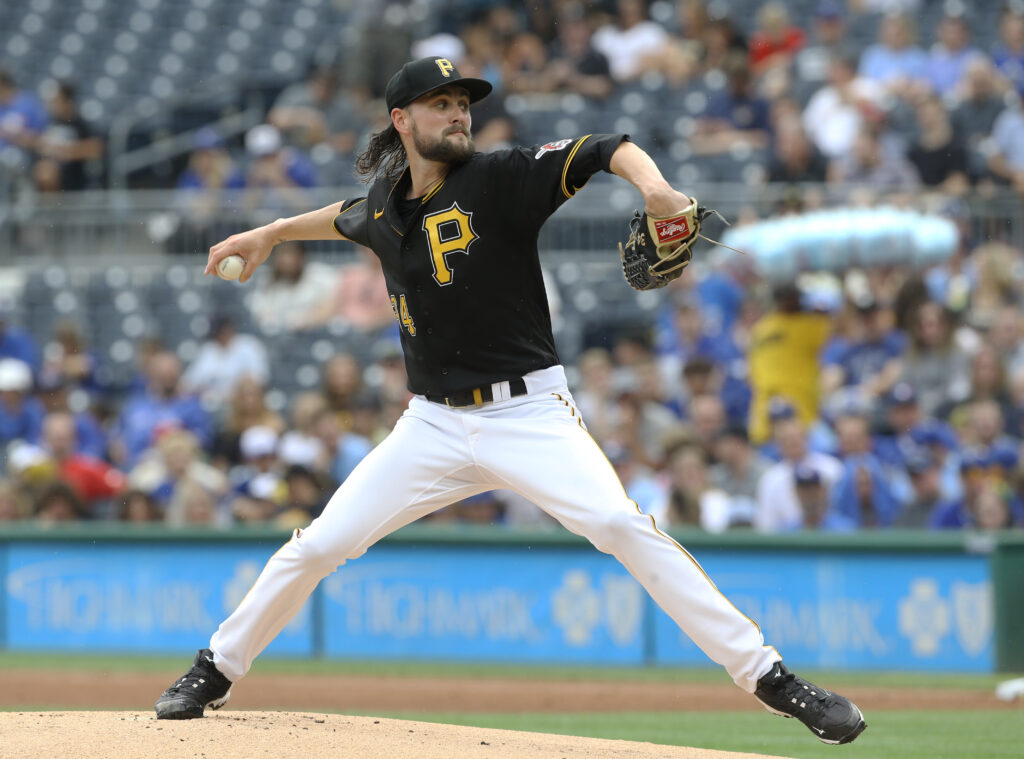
{"left": 618, "top": 199, "right": 732, "bottom": 291}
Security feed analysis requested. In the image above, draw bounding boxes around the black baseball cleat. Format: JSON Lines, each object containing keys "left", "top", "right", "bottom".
{"left": 154, "top": 649, "right": 233, "bottom": 720}
{"left": 754, "top": 662, "right": 866, "bottom": 745}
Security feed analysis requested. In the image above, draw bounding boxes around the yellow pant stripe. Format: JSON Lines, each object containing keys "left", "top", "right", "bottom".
{"left": 581, "top": 421, "right": 766, "bottom": 638}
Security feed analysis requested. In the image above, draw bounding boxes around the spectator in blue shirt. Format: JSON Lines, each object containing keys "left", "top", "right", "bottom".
{"left": 873, "top": 381, "right": 920, "bottom": 457}
{"left": 757, "top": 397, "right": 837, "bottom": 462}
{"left": 656, "top": 295, "right": 742, "bottom": 371}
{"left": 37, "top": 375, "right": 108, "bottom": 461}
{"left": 112, "top": 351, "right": 212, "bottom": 468}
{"left": 985, "top": 102, "right": 1024, "bottom": 194}
{"left": 656, "top": 272, "right": 746, "bottom": 355}
{"left": 870, "top": 381, "right": 922, "bottom": 506}
{"left": 858, "top": 13, "right": 929, "bottom": 96}
{"left": 605, "top": 440, "right": 667, "bottom": 520}
{"left": 679, "top": 357, "right": 751, "bottom": 430}
{"left": 821, "top": 293, "right": 906, "bottom": 406}
{"left": 0, "top": 358, "right": 44, "bottom": 450}
{"left": 242, "top": 124, "right": 318, "bottom": 215}
{"left": 910, "top": 417, "right": 964, "bottom": 502}
{"left": 694, "top": 267, "right": 746, "bottom": 340}
{"left": 931, "top": 477, "right": 1022, "bottom": 530}
{"left": 956, "top": 398, "right": 1020, "bottom": 477}
{"left": 926, "top": 13, "right": 984, "bottom": 97}
{"left": 793, "top": 463, "right": 856, "bottom": 531}
{"left": 992, "top": 7, "right": 1024, "bottom": 96}
{"left": 656, "top": 296, "right": 745, "bottom": 422}
{"left": 930, "top": 447, "right": 994, "bottom": 529}
{"left": 169, "top": 128, "right": 247, "bottom": 254}
{"left": 0, "top": 67, "right": 47, "bottom": 151}
{"left": 0, "top": 305, "right": 40, "bottom": 376}
{"left": 830, "top": 411, "right": 901, "bottom": 527}
{"left": 176, "top": 128, "right": 246, "bottom": 193}
{"left": 692, "top": 53, "right": 771, "bottom": 155}
{"left": 312, "top": 401, "right": 373, "bottom": 487}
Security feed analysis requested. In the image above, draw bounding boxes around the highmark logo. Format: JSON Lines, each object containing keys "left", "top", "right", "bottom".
{"left": 5, "top": 558, "right": 213, "bottom": 635}
{"left": 898, "top": 578, "right": 992, "bottom": 658}
{"left": 551, "top": 569, "right": 642, "bottom": 647}
{"left": 898, "top": 579, "right": 949, "bottom": 656}
{"left": 951, "top": 581, "right": 993, "bottom": 657}
{"left": 224, "top": 561, "right": 307, "bottom": 633}
{"left": 551, "top": 570, "right": 601, "bottom": 646}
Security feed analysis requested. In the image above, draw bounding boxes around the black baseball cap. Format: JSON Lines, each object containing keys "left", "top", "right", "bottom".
{"left": 884, "top": 381, "right": 917, "bottom": 407}
{"left": 793, "top": 463, "right": 822, "bottom": 486}
{"left": 385, "top": 57, "right": 492, "bottom": 112}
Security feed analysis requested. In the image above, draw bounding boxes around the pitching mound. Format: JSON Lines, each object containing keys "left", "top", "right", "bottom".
{"left": 0, "top": 711, "right": 794, "bottom": 759}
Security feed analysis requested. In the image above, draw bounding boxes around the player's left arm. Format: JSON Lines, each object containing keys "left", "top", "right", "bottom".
{"left": 608, "top": 140, "right": 692, "bottom": 217}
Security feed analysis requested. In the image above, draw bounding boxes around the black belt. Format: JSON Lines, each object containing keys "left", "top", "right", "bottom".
{"left": 425, "top": 377, "right": 528, "bottom": 408}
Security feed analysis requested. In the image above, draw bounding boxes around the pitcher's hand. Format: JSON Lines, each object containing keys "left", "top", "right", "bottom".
{"left": 205, "top": 226, "right": 276, "bottom": 283}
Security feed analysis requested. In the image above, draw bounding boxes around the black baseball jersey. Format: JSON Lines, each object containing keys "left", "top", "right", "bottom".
{"left": 334, "top": 133, "right": 629, "bottom": 396}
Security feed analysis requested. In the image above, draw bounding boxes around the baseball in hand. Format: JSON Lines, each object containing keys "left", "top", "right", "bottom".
{"left": 216, "top": 255, "right": 246, "bottom": 281}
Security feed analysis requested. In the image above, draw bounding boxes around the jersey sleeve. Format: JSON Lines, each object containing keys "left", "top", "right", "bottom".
{"left": 332, "top": 197, "right": 369, "bottom": 246}
{"left": 509, "top": 133, "right": 630, "bottom": 222}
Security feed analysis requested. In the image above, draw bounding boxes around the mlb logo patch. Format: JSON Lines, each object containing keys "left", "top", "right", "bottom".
{"left": 654, "top": 216, "right": 690, "bottom": 243}
{"left": 535, "top": 138, "right": 573, "bottom": 158}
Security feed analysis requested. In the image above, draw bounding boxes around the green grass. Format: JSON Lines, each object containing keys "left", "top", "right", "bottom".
{"left": 0, "top": 651, "right": 1015, "bottom": 691}
{"left": 348, "top": 709, "right": 1024, "bottom": 759}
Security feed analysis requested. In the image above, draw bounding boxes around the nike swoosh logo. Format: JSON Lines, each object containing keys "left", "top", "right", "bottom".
{"left": 374, "top": 208, "right": 384, "bottom": 219}
{"left": 814, "top": 727, "right": 826, "bottom": 735}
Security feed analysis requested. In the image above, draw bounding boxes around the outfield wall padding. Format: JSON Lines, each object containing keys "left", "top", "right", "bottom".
{"left": 0, "top": 525, "right": 1020, "bottom": 672}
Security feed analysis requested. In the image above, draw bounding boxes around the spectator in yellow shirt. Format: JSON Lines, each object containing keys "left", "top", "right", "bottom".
{"left": 748, "top": 283, "right": 832, "bottom": 444}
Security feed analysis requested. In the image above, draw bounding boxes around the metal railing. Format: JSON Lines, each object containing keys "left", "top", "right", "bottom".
{"left": 0, "top": 183, "right": 1021, "bottom": 263}
{"left": 106, "top": 77, "right": 267, "bottom": 190}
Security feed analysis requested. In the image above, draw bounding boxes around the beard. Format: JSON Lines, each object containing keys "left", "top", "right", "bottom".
{"left": 411, "top": 122, "right": 475, "bottom": 165}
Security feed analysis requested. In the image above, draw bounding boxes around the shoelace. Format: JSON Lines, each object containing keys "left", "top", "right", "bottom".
{"left": 774, "top": 673, "right": 833, "bottom": 706}
{"left": 166, "top": 666, "right": 211, "bottom": 694}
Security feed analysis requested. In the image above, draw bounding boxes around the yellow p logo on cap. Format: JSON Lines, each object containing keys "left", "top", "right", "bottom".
{"left": 435, "top": 58, "right": 454, "bottom": 77}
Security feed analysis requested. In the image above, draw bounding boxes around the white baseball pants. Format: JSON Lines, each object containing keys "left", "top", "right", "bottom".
{"left": 210, "top": 365, "right": 780, "bottom": 692}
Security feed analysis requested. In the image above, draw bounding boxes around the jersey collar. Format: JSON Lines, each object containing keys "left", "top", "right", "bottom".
{"left": 382, "top": 167, "right": 448, "bottom": 236}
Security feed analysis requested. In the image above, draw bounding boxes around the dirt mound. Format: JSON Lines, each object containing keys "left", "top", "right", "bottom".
{"left": 0, "top": 711, "right": 794, "bottom": 759}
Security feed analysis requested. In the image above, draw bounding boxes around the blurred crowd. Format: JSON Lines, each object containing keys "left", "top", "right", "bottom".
{"left": 1, "top": 0, "right": 1023, "bottom": 201}
{"left": 1, "top": 0, "right": 1023, "bottom": 533}
{"left": 1, "top": 220, "right": 1024, "bottom": 534}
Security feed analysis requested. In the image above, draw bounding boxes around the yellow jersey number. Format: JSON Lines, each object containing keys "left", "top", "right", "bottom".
{"left": 390, "top": 293, "right": 416, "bottom": 336}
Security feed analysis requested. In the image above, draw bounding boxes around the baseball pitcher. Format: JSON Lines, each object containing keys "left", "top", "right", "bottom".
{"left": 155, "top": 57, "right": 865, "bottom": 746}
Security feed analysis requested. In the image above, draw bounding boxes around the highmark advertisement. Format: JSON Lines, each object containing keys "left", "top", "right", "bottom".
{"left": 1, "top": 541, "right": 993, "bottom": 671}
{"left": 3, "top": 543, "right": 313, "bottom": 655}
{"left": 651, "top": 550, "right": 994, "bottom": 671}
{"left": 320, "top": 546, "right": 647, "bottom": 662}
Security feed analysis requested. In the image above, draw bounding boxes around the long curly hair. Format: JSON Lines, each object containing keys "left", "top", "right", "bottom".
{"left": 354, "top": 124, "right": 407, "bottom": 184}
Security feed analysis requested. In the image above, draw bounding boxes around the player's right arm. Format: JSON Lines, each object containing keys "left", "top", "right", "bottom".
{"left": 204, "top": 200, "right": 363, "bottom": 283}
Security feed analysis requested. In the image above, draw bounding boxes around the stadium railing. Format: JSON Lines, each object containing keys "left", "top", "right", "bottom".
{"left": 1, "top": 184, "right": 1021, "bottom": 263}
